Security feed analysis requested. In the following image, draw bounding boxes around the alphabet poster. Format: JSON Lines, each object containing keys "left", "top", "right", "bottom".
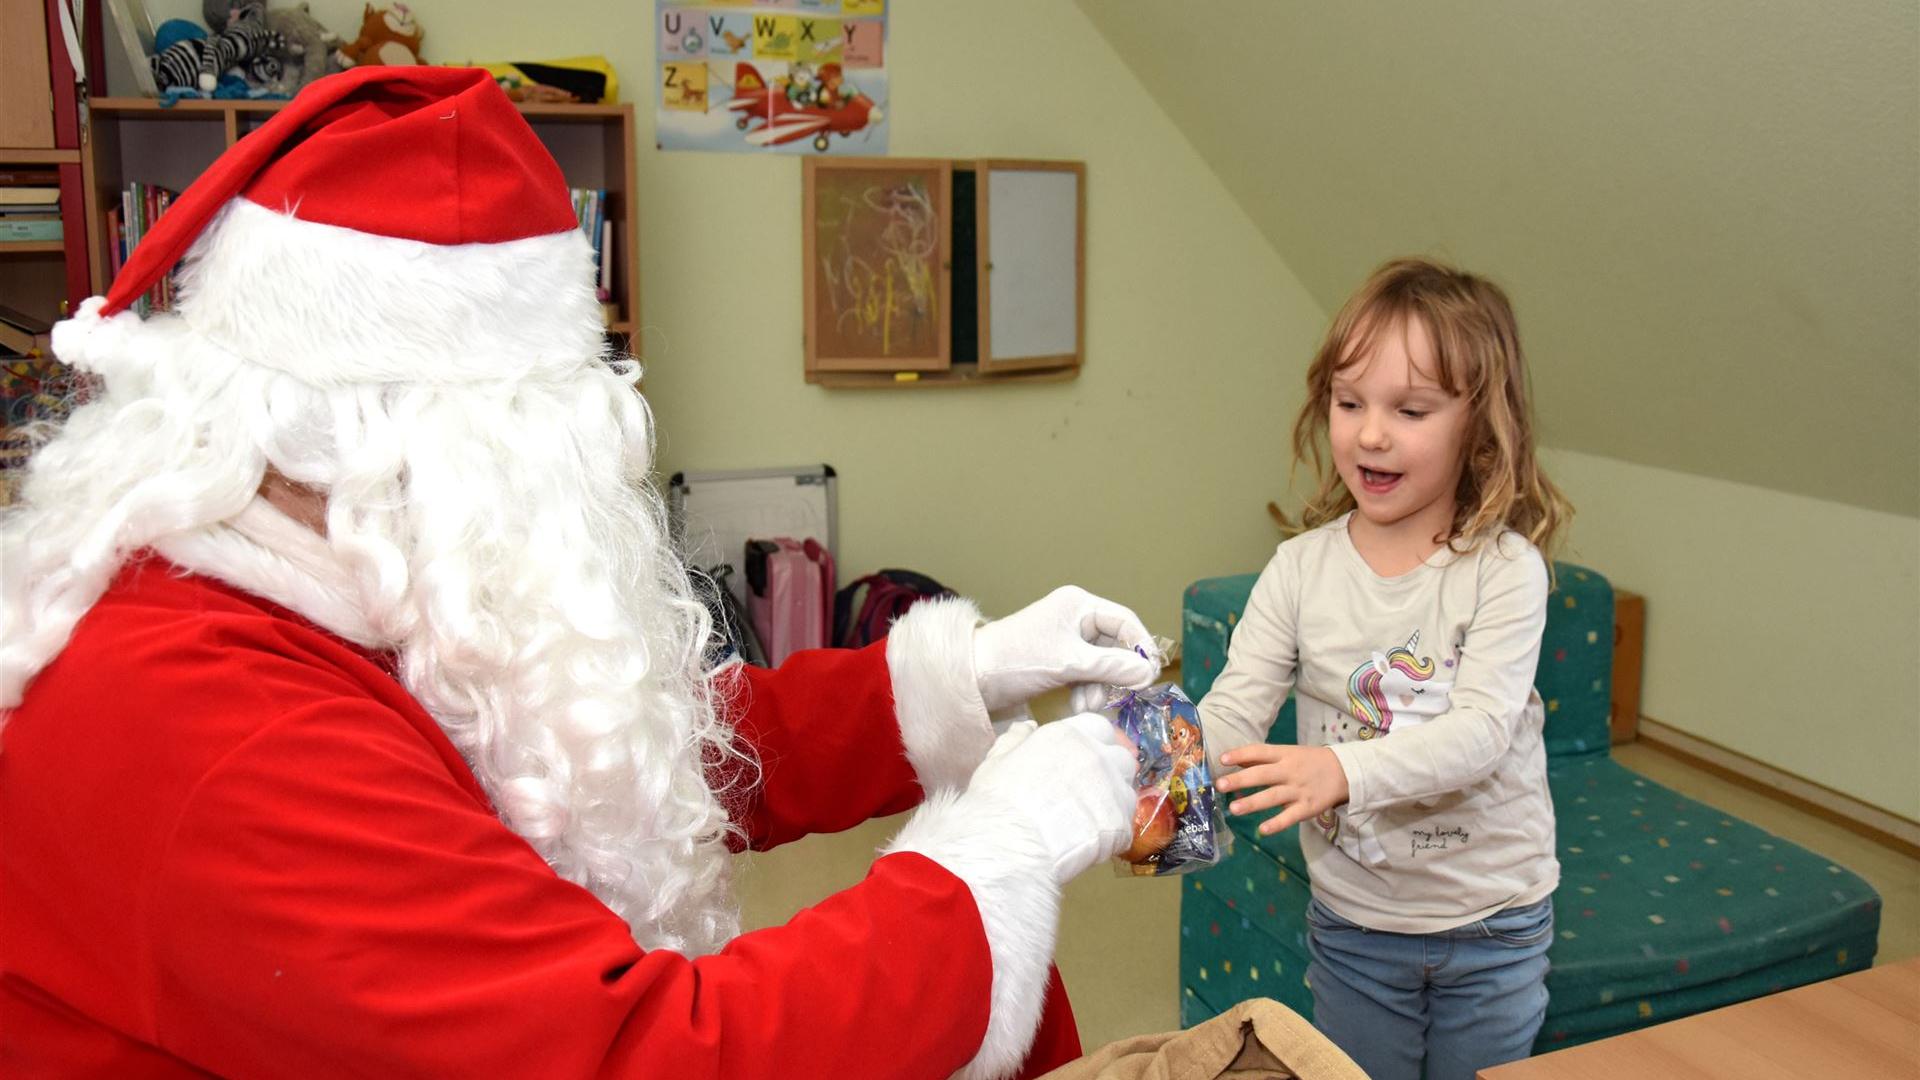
{"left": 656, "top": 0, "right": 890, "bottom": 155}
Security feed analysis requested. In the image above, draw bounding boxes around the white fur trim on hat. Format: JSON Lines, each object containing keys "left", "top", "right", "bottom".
{"left": 886, "top": 596, "right": 995, "bottom": 794}
{"left": 884, "top": 790, "right": 1060, "bottom": 1080}
{"left": 74, "top": 197, "right": 608, "bottom": 388}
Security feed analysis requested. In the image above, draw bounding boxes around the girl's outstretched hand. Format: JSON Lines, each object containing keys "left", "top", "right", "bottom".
{"left": 1215, "top": 745, "right": 1350, "bottom": 836}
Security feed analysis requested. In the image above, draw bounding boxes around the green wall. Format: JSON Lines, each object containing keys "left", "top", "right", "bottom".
{"left": 1080, "top": 0, "right": 1920, "bottom": 519}
{"left": 1081, "top": 0, "right": 1920, "bottom": 820}
{"left": 629, "top": 2, "right": 1322, "bottom": 639}
{"left": 118, "top": 0, "right": 1323, "bottom": 637}
{"left": 1547, "top": 449, "right": 1920, "bottom": 819}
{"left": 114, "top": 2, "right": 1918, "bottom": 819}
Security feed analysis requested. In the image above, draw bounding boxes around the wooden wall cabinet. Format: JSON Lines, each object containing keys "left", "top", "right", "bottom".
{"left": 79, "top": 98, "right": 643, "bottom": 337}
{"left": 1, "top": 0, "right": 56, "bottom": 149}
{"left": 1, "top": 0, "right": 100, "bottom": 325}
{"left": 802, "top": 156, "right": 1084, "bottom": 388}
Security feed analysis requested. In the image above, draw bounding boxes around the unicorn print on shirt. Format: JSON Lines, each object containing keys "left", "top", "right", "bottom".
{"left": 1315, "top": 630, "right": 1457, "bottom": 867}
{"left": 1346, "top": 629, "right": 1454, "bottom": 739}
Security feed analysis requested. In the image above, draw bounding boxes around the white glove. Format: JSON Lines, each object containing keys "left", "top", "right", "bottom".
{"left": 960, "top": 713, "right": 1138, "bottom": 885}
{"left": 1068, "top": 682, "right": 1113, "bottom": 717}
{"left": 882, "top": 713, "right": 1137, "bottom": 1080}
{"left": 972, "top": 586, "right": 1160, "bottom": 713}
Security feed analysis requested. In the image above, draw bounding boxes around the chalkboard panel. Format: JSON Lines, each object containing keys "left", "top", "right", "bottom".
{"left": 803, "top": 157, "right": 952, "bottom": 372}
{"left": 950, "top": 167, "right": 979, "bottom": 365}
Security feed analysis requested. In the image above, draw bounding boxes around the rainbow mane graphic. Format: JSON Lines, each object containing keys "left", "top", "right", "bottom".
{"left": 1346, "top": 630, "right": 1439, "bottom": 740}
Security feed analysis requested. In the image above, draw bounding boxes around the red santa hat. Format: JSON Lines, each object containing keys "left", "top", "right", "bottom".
{"left": 54, "top": 66, "right": 607, "bottom": 386}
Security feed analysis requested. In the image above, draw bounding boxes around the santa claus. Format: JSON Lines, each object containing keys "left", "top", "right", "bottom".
{"left": 0, "top": 68, "right": 1159, "bottom": 1078}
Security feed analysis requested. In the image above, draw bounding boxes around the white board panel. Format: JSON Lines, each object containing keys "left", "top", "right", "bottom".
{"left": 986, "top": 168, "right": 1079, "bottom": 361}
{"left": 669, "top": 466, "right": 836, "bottom": 607}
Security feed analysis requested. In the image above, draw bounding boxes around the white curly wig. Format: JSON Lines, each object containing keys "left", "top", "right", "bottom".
{"left": 0, "top": 199, "right": 746, "bottom": 957}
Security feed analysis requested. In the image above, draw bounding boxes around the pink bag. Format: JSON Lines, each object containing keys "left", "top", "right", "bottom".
{"left": 746, "top": 537, "right": 835, "bottom": 666}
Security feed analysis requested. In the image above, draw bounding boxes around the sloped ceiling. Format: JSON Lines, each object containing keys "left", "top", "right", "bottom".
{"left": 1080, "top": 1, "right": 1919, "bottom": 517}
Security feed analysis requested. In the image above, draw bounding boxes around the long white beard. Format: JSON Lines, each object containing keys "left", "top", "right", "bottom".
{"left": 1, "top": 310, "right": 745, "bottom": 957}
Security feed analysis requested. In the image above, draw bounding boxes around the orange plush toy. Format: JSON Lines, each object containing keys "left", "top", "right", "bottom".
{"left": 333, "top": 3, "right": 423, "bottom": 68}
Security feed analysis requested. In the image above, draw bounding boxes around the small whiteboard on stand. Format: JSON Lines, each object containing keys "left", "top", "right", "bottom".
{"left": 978, "top": 160, "right": 1084, "bottom": 374}
{"left": 668, "top": 465, "right": 837, "bottom": 608}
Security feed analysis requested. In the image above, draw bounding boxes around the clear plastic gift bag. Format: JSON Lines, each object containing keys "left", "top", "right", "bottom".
{"left": 1092, "top": 663, "right": 1232, "bottom": 877}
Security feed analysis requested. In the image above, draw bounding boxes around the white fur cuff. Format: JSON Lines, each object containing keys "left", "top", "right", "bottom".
{"left": 885, "top": 790, "right": 1061, "bottom": 1080}
{"left": 887, "top": 596, "right": 994, "bottom": 793}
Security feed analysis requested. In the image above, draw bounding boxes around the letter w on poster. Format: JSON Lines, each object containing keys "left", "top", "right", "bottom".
{"left": 656, "top": 0, "right": 889, "bottom": 155}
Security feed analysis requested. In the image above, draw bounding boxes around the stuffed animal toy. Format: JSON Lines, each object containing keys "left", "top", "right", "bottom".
{"left": 263, "top": 3, "right": 344, "bottom": 92}
{"left": 153, "top": 17, "right": 206, "bottom": 56}
{"left": 150, "top": 17, "right": 292, "bottom": 94}
{"left": 202, "top": 0, "right": 260, "bottom": 33}
{"left": 333, "top": 3, "right": 423, "bottom": 68}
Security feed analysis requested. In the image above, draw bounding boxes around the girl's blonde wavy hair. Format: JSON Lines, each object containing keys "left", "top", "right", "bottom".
{"left": 1285, "top": 257, "right": 1571, "bottom": 563}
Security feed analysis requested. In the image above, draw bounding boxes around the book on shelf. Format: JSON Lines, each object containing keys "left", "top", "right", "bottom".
{"left": 1, "top": 173, "right": 60, "bottom": 229}
{"left": 570, "top": 187, "right": 612, "bottom": 303}
{"left": 598, "top": 218, "right": 613, "bottom": 300}
{"left": 0, "top": 219, "right": 62, "bottom": 243}
{"left": 0, "top": 187, "right": 60, "bottom": 205}
{"left": 107, "top": 208, "right": 124, "bottom": 278}
{"left": 109, "top": 183, "right": 179, "bottom": 316}
{"left": 0, "top": 304, "right": 53, "bottom": 358}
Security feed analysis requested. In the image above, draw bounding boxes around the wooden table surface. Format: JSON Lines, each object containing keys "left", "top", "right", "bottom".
{"left": 1480, "top": 958, "right": 1920, "bottom": 1079}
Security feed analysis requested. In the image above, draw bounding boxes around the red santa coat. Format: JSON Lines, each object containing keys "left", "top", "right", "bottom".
{"left": 0, "top": 559, "right": 1080, "bottom": 1077}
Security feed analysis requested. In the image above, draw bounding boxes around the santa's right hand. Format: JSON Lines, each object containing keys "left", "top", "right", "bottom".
{"left": 964, "top": 713, "right": 1137, "bottom": 885}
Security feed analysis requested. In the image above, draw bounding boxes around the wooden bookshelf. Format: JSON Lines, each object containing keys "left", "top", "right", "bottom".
{"left": 81, "top": 97, "right": 642, "bottom": 340}
{"left": 0, "top": 146, "right": 82, "bottom": 325}
{"left": 1, "top": 148, "right": 79, "bottom": 165}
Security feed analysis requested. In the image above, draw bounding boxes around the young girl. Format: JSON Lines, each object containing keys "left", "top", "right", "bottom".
{"left": 1200, "top": 257, "right": 1572, "bottom": 1080}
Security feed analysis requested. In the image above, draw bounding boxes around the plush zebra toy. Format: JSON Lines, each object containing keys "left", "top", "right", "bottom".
{"left": 150, "top": 19, "right": 291, "bottom": 94}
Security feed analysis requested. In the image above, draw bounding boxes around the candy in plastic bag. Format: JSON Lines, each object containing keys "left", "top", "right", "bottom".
{"left": 1102, "top": 682, "right": 1230, "bottom": 876}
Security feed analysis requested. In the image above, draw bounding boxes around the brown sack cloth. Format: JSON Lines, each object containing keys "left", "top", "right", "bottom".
{"left": 1036, "top": 999, "right": 1370, "bottom": 1080}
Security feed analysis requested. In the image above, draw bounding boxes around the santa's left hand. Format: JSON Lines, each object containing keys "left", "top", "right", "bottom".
{"left": 972, "top": 585, "right": 1159, "bottom": 713}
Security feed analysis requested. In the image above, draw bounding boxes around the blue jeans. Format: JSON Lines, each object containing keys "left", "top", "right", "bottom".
{"left": 1306, "top": 895, "right": 1553, "bottom": 1080}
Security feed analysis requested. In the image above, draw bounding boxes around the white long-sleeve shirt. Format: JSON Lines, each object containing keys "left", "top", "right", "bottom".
{"left": 1198, "top": 513, "right": 1559, "bottom": 934}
